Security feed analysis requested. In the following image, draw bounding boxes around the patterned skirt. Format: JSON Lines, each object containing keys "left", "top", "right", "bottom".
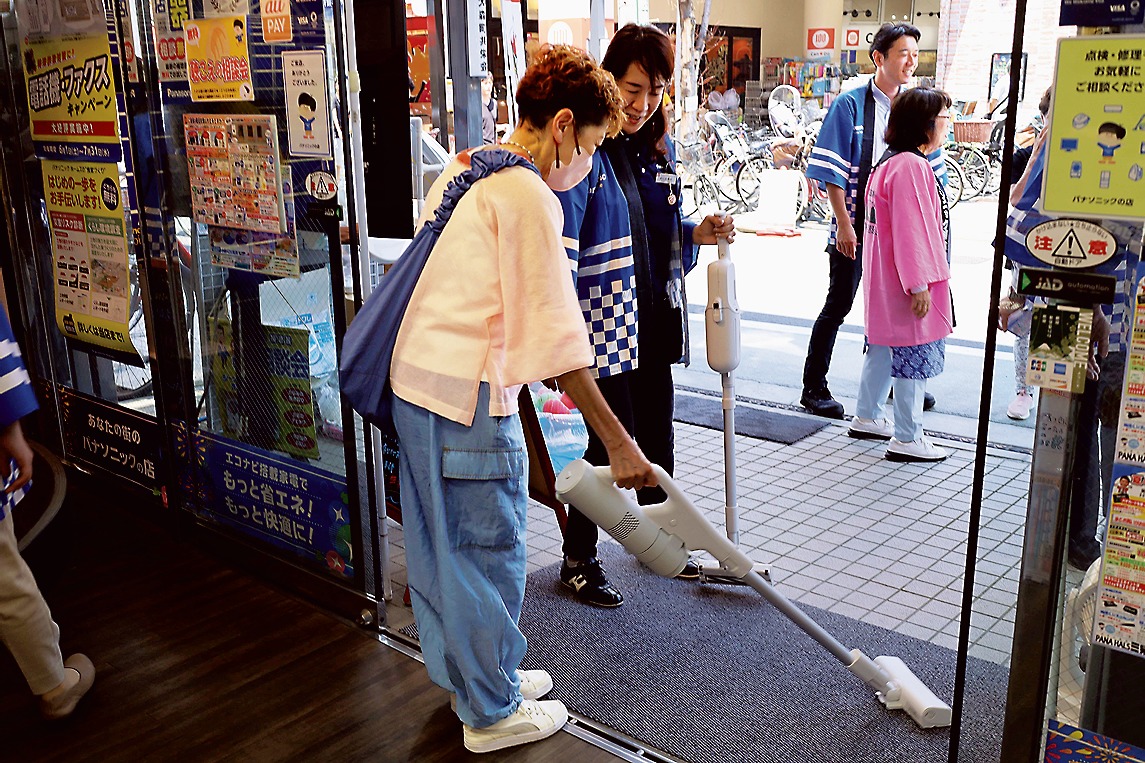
{"left": 891, "top": 338, "right": 946, "bottom": 380}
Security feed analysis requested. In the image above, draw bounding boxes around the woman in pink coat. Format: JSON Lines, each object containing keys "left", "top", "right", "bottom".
{"left": 847, "top": 88, "right": 954, "bottom": 462}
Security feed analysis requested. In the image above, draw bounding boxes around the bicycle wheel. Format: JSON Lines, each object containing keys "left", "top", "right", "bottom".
{"left": 692, "top": 173, "right": 720, "bottom": 214}
{"left": 712, "top": 157, "right": 743, "bottom": 209}
{"left": 983, "top": 156, "right": 1002, "bottom": 196}
{"left": 943, "top": 157, "right": 966, "bottom": 208}
{"left": 735, "top": 156, "right": 771, "bottom": 210}
{"left": 112, "top": 265, "right": 153, "bottom": 400}
{"left": 793, "top": 170, "right": 809, "bottom": 223}
{"left": 955, "top": 145, "right": 990, "bottom": 198}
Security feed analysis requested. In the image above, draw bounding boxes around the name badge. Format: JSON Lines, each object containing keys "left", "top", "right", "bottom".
{"left": 655, "top": 172, "right": 678, "bottom": 185}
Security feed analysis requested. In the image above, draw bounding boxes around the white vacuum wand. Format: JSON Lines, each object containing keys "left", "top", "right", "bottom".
{"left": 555, "top": 460, "right": 953, "bottom": 730}
{"left": 705, "top": 234, "right": 741, "bottom": 544}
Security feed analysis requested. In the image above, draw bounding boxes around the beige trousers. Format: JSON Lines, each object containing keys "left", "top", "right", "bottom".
{"left": 0, "top": 512, "right": 65, "bottom": 695}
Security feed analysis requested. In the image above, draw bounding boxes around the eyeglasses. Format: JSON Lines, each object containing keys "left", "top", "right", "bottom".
{"left": 936, "top": 114, "right": 952, "bottom": 121}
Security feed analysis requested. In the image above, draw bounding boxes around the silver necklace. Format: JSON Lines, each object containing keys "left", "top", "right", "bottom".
{"left": 500, "top": 140, "right": 535, "bottom": 164}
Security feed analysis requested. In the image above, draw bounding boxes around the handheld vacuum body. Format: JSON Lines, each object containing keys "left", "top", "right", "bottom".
{"left": 555, "top": 460, "right": 952, "bottom": 730}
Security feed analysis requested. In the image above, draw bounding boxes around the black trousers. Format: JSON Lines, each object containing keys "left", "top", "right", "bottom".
{"left": 562, "top": 361, "right": 676, "bottom": 560}
{"left": 1069, "top": 359, "right": 1103, "bottom": 561}
{"left": 802, "top": 244, "right": 863, "bottom": 393}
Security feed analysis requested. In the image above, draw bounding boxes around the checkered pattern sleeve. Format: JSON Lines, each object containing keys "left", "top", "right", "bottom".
{"left": 559, "top": 152, "right": 640, "bottom": 378}
{"left": 0, "top": 308, "right": 37, "bottom": 431}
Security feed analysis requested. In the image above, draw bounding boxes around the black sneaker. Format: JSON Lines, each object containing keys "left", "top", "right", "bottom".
{"left": 800, "top": 387, "right": 844, "bottom": 419}
{"left": 676, "top": 559, "right": 701, "bottom": 580}
{"left": 886, "top": 390, "right": 937, "bottom": 411}
{"left": 560, "top": 557, "right": 624, "bottom": 607}
{"left": 1067, "top": 547, "right": 1101, "bottom": 572}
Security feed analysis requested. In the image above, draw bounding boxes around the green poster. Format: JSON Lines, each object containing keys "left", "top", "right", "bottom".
{"left": 1042, "top": 35, "right": 1145, "bottom": 221}
{"left": 267, "top": 325, "right": 320, "bottom": 459}
{"left": 207, "top": 319, "right": 318, "bottom": 460}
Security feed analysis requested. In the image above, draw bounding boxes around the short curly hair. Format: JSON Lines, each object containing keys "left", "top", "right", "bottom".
{"left": 515, "top": 45, "right": 625, "bottom": 136}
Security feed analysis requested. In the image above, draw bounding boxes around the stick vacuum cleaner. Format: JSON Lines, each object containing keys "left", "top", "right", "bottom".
{"left": 555, "top": 461, "right": 953, "bottom": 730}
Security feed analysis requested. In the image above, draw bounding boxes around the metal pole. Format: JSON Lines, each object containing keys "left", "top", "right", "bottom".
{"left": 722, "top": 371, "right": 738, "bottom": 544}
{"left": 445, "top": 0, "right": 484, "bottom": 150}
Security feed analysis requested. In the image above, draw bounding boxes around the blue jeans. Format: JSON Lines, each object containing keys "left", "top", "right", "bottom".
{"left": 393, "top": 384, "right": 528, "bottom": 728}
{"left": 856, "top": 344, "right": 927, "bottom": 442}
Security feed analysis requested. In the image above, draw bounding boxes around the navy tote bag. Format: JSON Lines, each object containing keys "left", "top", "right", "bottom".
{"left": 340, "top": 149, "right": 538, "bottom": 433}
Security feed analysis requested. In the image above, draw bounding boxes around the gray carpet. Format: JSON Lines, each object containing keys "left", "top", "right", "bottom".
{"left": 397, "top": 544, "right": 1006, "bottom": 763}
{"left": 674, "top": 392, "right": 828, "bottom": 445}
{"left": 519, "top": 544, "right": 1005, "bottom": 763}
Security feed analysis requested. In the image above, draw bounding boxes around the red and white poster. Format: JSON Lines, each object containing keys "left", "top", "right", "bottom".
{"left": 807, "top": 27, "right": 835, "bottom": 61}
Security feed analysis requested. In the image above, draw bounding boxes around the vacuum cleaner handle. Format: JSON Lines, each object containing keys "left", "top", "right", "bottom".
{"left": 642, "top": 464, "right": 754, "bottom": 578}
{"left": 555, "top": 460, "right": 690, "bottom": 577}
{"left": 555, "top": 460, "right": 754, "bottom": 578}
{"left": 705, "top": 238, "right": 741, "bottom": 374}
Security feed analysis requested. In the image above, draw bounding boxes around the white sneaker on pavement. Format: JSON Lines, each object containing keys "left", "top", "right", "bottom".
{"left": 451, "top": 669, "right": 554, "bottom": 712}
{"left": 886, "top": 436, "right": 948, "bottom": 463}
{"left": 463, "top": 699, "right": 569, "bottom": 753}
{"left": 1007, "top": 390, "right": 1035, "bottom": 420}
{"left": 848, "top": 417, "right": 895, "bottom": 440}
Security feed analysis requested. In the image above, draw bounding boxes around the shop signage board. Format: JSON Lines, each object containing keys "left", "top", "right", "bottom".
{"left": 152, "top": 0, "right": 190, "bottom": 102}
{"left": 806, "top": 27, "right": 835, "bottom": 61}
{"left": 501, "top": 0, "right": 525, "bottom": 126}
{"left": 467, "top": 0, "right": 489, "bottom": 76}
{"left": 42, "top": 160, "right": 142, "bottom": 359}
{"left": 1042, "top": 35, "right": 1145, "bottom": 222}
{"left": 60, "top": 386, "right": 160, "bottom": 490}
{"left": 193, "top": 431, "right": 354, "bottom": 579}
{"left": 15, "top": 0, "right": 121, "bottom": 162}
{"left": 1060, "top": 0, "right": 1145, "bottom": 27}
{"left": 184, "top": 113, "right": 286, "bottom": 233}
{"left": 261, "top": 0, "right": 292, "bottom": 42}
{"left": 1015, "top": 267, "right": 1117, "bottom": 303}
{"left": 283, "top": 51, "right": 332, "bottom": 158}
{"left": 183, "top": 14, "right": 254, "bottom": 101}
{"left": 206, "top": 215, "right": 299, "bottom": 276}
{"left": 1025, "top": 304, "right": 1093, "bottom": 393}
{"left": 1095, "top": 264, "right": 1145, "bottom": 658}
{"left": 1025, "top": 219, "right": 1119, "bottom": 269}
{"left": 206, "top": 319, "right": 318, "bottom": 459}
{"left": 267, "top": 324, "right": 320, "bottom": 459}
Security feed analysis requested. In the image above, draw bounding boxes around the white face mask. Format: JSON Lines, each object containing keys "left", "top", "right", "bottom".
{"left": 545, "top": 144, "right": 594, "bottom": 192}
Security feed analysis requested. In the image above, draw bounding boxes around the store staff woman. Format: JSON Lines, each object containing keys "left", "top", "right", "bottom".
{"left": 556, "top": 23, "right": 735, "bottom": 607}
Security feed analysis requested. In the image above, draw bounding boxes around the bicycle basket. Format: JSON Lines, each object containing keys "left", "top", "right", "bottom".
{"left": 952, "top": 119, "right": 993, "bottom": 143}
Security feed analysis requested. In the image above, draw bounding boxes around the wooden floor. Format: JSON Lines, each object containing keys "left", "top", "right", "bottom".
{"left": 0, "top": 476, "right": 622, "bottom": 763}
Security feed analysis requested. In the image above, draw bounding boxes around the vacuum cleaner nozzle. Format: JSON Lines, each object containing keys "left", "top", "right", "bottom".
{"left": 874, "top": 656, "right": 953, "bottom": 729}
{"left": 556, "top": 459, "right": 953, "bottom": 731}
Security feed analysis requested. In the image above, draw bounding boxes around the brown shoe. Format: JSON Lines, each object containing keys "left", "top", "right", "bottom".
{"left": 39, "top": 653, "right": 95, "bottom": 720}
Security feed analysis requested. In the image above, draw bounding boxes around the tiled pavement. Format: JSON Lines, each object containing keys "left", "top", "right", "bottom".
{"left": 383, "top": 394, "right": 1067, "bottom": 669}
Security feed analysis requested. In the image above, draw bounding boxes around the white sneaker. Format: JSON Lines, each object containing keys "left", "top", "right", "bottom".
{"left": 886, "top": 436, "right": 948, "bottom": 463}
{"left": 1007, "top": 390, "right": 1035, "bottom": 420}
{"left": 848, "top": 417, "right": 895, "bottom": 440}
{"left": 463, "top": 699, "right": 569, "bottom": 753}
{"left": 451, "top": 669, "right": 554, "bottom": 711}
{"left": 517, "top": 669, "right": 554, "bottom": 700}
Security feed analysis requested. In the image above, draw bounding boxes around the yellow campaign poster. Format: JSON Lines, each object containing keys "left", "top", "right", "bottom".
{"left": 23, "top": 33, "right": 121, "bottom": 161}
{"left": 1042, "top": 35, "right": 1145, "bottom": 221}
{"left": 42, "top": 160, "right": 140, "bottom": 358}
{"left": 184, "top": 15, "right": 254, "bottom": 101}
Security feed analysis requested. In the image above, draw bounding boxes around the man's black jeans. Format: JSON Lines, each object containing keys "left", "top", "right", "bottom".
{"left": 802, "top": 244, "right": 864, "bottom": 393}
